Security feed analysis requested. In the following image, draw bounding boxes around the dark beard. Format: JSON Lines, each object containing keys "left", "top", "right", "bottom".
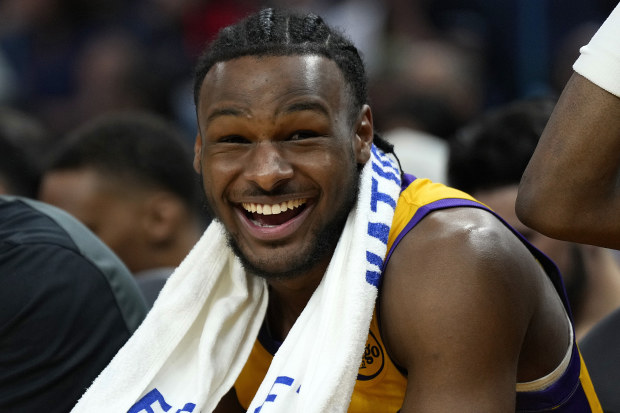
{"left": 196, "top": 174, "right": 215, "bottom": 228}
{"left": 198, "top": 162, "right": 362, "bottom": 280}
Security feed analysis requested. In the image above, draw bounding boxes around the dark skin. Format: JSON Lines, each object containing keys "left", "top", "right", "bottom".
{"left": 194, "top": 55, "right": 571, "bottom": 412}
{"left": 381, "top": 208, "right": 568, "bottom": 411}
{"left": 517, "top": 73, "right": 620, "bottom": 249}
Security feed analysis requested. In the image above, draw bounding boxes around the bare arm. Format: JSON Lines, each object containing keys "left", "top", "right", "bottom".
{"left": 380, "top": 208, "right": 570, "bottom": 412}
{"left": 516, "top": 73, "right": 620, "bottom": 248}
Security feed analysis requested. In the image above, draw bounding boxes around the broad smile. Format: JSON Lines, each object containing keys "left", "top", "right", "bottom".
{"left": 241, "top": 198, "right": 306, "bottom": 226}
{"left": 236, "top": 198, "right": 312, "bottom": 240}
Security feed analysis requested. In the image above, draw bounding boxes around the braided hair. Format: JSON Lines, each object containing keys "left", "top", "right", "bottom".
{"left": 193, "top": 7, "right": 394, "bottom": 155}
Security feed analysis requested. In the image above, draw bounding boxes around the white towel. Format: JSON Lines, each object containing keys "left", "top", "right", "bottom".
{"left": 71, "top": 144, "right": 402, "bottom": 413}
{"left": 573, "top": 1, "right": 620, "bottom": 97}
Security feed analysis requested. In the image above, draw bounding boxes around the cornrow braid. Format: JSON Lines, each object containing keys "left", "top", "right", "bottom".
{"left": 192, "top": 7, "right": 394, "bottom": 155}
{"left": 194, "top": 8, "right": 364, "bottom": 118}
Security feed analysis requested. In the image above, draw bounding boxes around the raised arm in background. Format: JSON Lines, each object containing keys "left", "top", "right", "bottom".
{"left": 516, "top": 3, "right": 620, "bottom": 249}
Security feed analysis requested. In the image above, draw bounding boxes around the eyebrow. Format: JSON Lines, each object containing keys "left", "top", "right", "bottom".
{"left": 206, "top": 100, "right": 330, "bottom": 123}
{"left": 280, "top": 101, "right": 330, "bottom": 117}
{"left": 206, "top": 107, "right": 247, "bottom": 123}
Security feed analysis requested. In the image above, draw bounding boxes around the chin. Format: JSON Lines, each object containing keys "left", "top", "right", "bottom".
{"left": 227, "top": 238, "right": 326, "bottom": 281}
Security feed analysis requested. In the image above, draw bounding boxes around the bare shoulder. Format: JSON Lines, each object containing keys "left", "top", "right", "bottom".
{"left": 384, "top": 206, "right": 543, "bottom": 299}
{"left": 379, "top": 206, "right": 569, "bottom": 410}
{"left": 380, "top": 206, "right": 540, "bottom": 357}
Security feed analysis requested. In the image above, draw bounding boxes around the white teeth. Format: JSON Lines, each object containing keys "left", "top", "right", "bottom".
{"left": 241, "top": 198, "right": 306, "bottom": 215}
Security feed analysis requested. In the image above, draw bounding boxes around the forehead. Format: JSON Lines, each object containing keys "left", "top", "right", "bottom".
{"left": 197, "top": 54, "right": 349, "bottom": 115}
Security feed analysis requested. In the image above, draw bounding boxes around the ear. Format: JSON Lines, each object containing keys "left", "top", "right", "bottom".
{"left": 353, "top": 104, "right": 373, "bottom": 164}
{"left": 142, "top": 192, "right": 185, "bottom": 245}
{"left": 193, "top": 133, "right": 203, "bottom": 173}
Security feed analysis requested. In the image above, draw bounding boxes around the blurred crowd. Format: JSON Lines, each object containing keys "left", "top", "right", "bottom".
{"left": 0, "top": 0, "right": 616, "bottom": 148}
{"left": 2, "top": 2, "right": 620, "bottom": 410}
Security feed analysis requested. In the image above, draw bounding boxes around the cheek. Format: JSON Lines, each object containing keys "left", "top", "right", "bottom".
{"left": 318, "top": 152, "right": 359, "bottom": 197}
{"left": 96, "top": 209, "right": 141, "bottom": 252}
{"left": 199, "top": 157, "right": 236, "bottom": 213}
{"left": 310, "top": 139, "right": 356, "bottom": 167}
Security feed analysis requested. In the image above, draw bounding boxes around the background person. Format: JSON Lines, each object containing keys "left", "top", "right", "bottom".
{"left": 0, "top": 195, "right": 147, "bottom": 412}
{"left": 448, "top": 97, "right": 620, "bottom": 340}
{"left": 39, "top": 111, "right": 207, "bottom": 306}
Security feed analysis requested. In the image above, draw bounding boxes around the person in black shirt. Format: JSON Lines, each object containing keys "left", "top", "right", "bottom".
{"left": 0, "top": 195, "right": 147, "bottom": 412}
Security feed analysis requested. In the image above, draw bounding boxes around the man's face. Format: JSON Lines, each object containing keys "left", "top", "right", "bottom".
{"left": 194, "top": 55, "right": 372, "bottom": 279}
{"left": 39, "top": 168, "right": 147, "bottom": 272}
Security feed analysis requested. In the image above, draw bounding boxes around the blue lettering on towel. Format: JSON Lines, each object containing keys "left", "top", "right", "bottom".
{"left": 371, "top": 162, "right": 400, "bottom": 185}
{"left": 370, "top": 177, "right": 397, "bottom": 212}
{"left": 366, "top": 251, "right": 383, "bottom": 267}
{"left": 371, "top": 145, "right": 397, "bottom": 169}
{"left": 365, "top": 251, "right": 384, "bottom": 286}
{"left": 365, "top": 146, "right": 401, "bottom": 287}
{"left": 254, "top": 376, "right": 295, "bottom": 412}
{"left": 365, "top": 269, "right": 382, "bottom": 286}
{"left": 128, "top": 389, "right": 195, "bottom": 413}
{"left": 367, "top": 222, "right": 390, "bottom": 245}
{"left": 175, "top": 404, "right": 196, "bottom": 413}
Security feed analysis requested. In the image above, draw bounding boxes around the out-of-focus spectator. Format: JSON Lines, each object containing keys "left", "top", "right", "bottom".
{"left": 448, "top": 98, "right": 620, "bottom": 340}
{"left": 371, "top": 39, "right": 484, "bottom": 141}
{"left": 39, "top": 111, "right": 206, "bottom": 306}
{"left": 0, "top": 0, "right": 194, "bottom": 139}
{"left": 0, "top": 0, "right": 614, "bottom": 147}
{"left": 40, "top": 28, "right": 173, "bottom": 138}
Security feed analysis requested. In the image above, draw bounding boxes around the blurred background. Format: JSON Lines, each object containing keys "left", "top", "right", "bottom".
{"left": 0, "top": 0, "right": 616, "bottom": 156}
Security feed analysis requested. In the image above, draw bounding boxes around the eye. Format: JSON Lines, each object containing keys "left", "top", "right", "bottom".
{"left": 289, "top": 130, "right": 320, "bottom": 141}
{"left": 218, "top": 135, "right": 250, "bottom": 144}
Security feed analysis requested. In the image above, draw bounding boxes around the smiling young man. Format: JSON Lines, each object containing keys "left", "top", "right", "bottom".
{"left": 194, "top": 53, "right": 364, "bottom": 302}
{"left": 70, "top": 8, "right": 601, "bottom": 413}
{"left": 192, "top": 9, "right": 600, "bottom": 413}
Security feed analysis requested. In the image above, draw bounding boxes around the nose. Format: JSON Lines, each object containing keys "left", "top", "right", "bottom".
{"left": 243, "top": 141, "right": 294, "bottom": 191}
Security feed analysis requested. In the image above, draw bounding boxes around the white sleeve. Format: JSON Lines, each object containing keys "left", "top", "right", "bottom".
{"left": 573, "top": 2, "right": 620, "bottom": 97}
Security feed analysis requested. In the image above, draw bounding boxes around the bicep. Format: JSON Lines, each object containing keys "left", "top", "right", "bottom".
{"left": 380, "top": 210, "right": 535, "bottom": 412}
